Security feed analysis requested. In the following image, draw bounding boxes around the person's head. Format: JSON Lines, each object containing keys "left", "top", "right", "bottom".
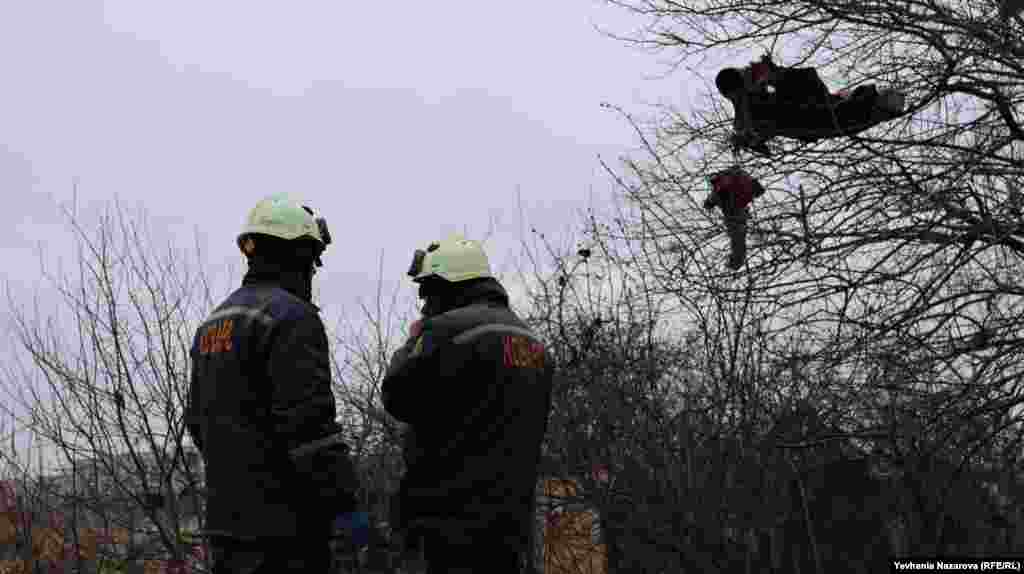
{"left": 237, "top": 193, "right": 332, "bottom": 300}
{"left": 405, "top": 234, "right": 493, "bottom": 317}
{"left": 715, "top": 67, "right": 745, "bottom": 96}
{"left": 710, "top": 166, "right": 741, "bottom": 194}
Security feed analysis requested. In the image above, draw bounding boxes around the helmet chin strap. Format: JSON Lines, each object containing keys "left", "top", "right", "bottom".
{"left": 417, "top": 277, "right": 448, "bottom": 317}
{"left": 246, "top": 254, "right": 317, "bottom": 302}
{"left": 421, "top": 295, "right": 443, "bottom": 318}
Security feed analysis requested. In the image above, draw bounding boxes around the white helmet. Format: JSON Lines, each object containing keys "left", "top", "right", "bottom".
{"left": 407, "top": 234, "right": 492, "bottom": 283}
{"left": 238, "top": 193, "right": 332, "bottom": 266}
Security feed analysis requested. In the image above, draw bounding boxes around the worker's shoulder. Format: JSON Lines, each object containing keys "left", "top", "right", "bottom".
{"left": 429, "top": 304, "right": 540, "bottom": 346}
{"left": 207, "top": 284, "right": 321, "bottom": 328}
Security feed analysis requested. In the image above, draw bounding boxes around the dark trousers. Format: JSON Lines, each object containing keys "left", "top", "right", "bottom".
{"left": 208, "top": 535, "right": 331, "bottom": 574}
{"left": 724, "top": 210, "right": 749, "bottom": 269}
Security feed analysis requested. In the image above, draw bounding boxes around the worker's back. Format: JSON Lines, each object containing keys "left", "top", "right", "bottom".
{"left": 187, "top": 279, "right": 339, "bottom": 540}
{"left": 384, "top": 278, "right": 554, "bottom": 548}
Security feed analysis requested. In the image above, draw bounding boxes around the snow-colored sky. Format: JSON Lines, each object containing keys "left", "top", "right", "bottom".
{"left": 0, "top": 0, "right": 703, "bottom": 312}
{"left": 0, "top": 0, "right": 719, "bottom": 470}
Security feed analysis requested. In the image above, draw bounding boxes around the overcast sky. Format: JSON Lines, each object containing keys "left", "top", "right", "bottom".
{"left": 0, "top": 1, "right": 716, "bottom": 469}
{"left": 0, "top": 0, "right": 706, "bottom": 311}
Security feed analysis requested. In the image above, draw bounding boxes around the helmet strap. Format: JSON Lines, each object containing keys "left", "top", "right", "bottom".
{"left": 417, "top": 277, "right": 497, "bottom": 317}
{"left": 421, "top": 295, "right": 443, "bottom": 318}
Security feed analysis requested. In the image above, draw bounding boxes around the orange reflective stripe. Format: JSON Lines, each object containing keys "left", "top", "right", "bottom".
{"left": 503, "top": 335, "right": 545, "bottom": 369}
{"left": 198, "top": 318, "right": 235, "bottom": 355}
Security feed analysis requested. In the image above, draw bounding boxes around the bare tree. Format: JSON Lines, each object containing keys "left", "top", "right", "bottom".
{"left": 548, "top": 0, "right": 1024, "bottom": 567}
{"left": 328, "top": 251, "right": 416, "bottom": 537}
{"left": 1, "top": 196, "right": 225, "bottom": 573}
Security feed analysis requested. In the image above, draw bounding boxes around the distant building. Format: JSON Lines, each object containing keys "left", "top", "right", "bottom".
{"left": 0, "top": 447, "right": 207, "bottom": 573}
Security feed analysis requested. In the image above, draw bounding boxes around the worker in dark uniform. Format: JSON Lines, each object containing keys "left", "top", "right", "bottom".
{"left": 185, "top": 193, "right": 358, "bottom": 574}
{"left": 383, "top": 234, "right": 555, "bottom": 574}
{"left": 716, "top": 54, "right": 905, "bottom": 155}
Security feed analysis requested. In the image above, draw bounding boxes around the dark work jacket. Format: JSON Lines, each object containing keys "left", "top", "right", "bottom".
{"left": 185, "top": 264, "right": 354, "bottom": 540}
{"left": 746, "top": 68, "right": 897, "bottom": 142}
{"left": 382, "top": 279, "right": 554, "bottom": 546}
{"left": 723, "top": 62, "right": 901, "bottom": 144}
{"left": 706, "top": 169, "right": 766, "bottom": 215}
